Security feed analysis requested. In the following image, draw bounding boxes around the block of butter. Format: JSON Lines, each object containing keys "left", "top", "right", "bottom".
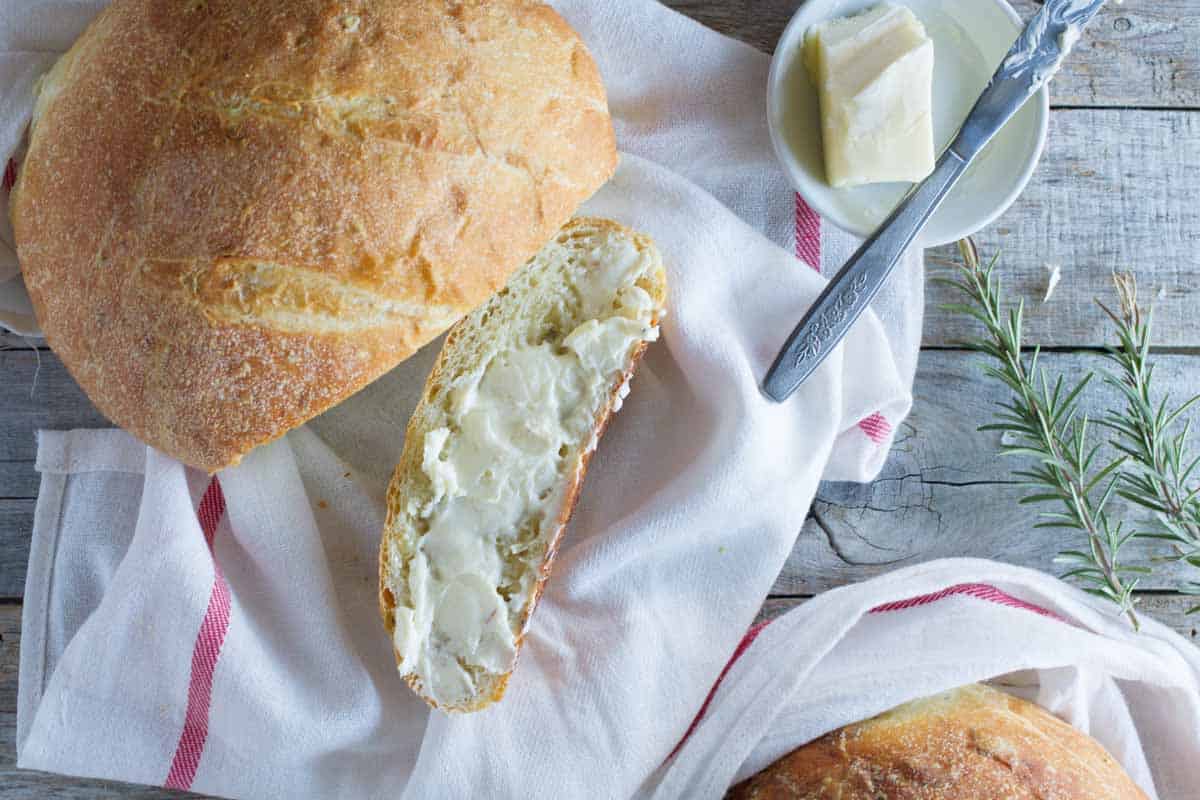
{"left": 804, "top": 3, "right": 935, "bottom": 188}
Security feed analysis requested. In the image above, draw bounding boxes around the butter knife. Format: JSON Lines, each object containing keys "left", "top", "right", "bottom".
{"left": 762, "top": 0, "right": 1106, "bottom": 403}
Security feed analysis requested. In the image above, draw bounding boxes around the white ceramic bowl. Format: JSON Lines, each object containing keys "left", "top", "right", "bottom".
{"left": 767, "top": 0, "right": 1049, "bottom": 246}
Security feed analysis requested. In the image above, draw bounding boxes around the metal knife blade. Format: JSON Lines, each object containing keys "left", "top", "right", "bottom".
{"left": 954, "top": 0, "right": 1105, "bottom": 162}
{"left": 761, "top": 0, "right": 1107, "bottom": 404}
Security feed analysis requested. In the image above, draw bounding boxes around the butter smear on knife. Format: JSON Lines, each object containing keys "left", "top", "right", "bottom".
{"left": 804, "top": 3, "right": 935, "bottom": 188}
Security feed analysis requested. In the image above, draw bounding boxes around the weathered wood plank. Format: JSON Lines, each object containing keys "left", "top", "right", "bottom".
{"left": 1015, "top": 0, "right": 1200, "bottom": 109}
{"left": 0, "top": 764, "right": 201, "bottom": 800}
{"left": 0, "top": 504, "right": 33, "bottom": 601}
{"left": 927, "top": 109, "right": 1200, "bottom": 348}
{"left": 0, "top": 333, "right": 43, "bottom": 351}
{"left": 0, "top": 461, "right": 41, "bottom": 608}
{"left": 659, "top": 0, "right": 1200, "bottom": 108}
{"left": 0, "top": 606, "right": 18, "bottom": 713}
{"left": 757, "top": 593, "right": 1200, "bottom": 641}
{"left": 773, "top": 351, "right": 1200, "bottom": 595}
{"left": 0, "top": 350, "right": 109, "bottom": 464}
{"left": 0, "top": 464, "right": 38, "bottom": 501}
{"left": 1132, "top": 594, "right": 1200, "bottom": 642}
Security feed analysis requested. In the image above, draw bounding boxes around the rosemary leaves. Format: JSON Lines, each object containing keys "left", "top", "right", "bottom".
{"left": 938, "top": 241, "right": 1200, "bottom": 627}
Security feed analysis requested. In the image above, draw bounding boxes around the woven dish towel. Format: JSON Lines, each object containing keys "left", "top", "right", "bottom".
{"left": 659, "top": 559, "right": 1200, "bottom": 799}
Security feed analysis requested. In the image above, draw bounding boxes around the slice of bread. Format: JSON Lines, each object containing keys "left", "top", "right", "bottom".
{"left": 379, "top": 217, "right": 667, "bottom": 712}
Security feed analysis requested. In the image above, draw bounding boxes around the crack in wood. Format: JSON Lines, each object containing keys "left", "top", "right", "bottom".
{"left": 809, "top": 506, "right": 914, "bottom": 566}
{"left": 826, "top": 472, "right": 1025, "bottom": 490}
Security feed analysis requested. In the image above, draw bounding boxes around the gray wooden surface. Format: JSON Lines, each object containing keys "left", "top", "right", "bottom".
{"left": 1, "top": 1, "right": 1197, "bottom": 797}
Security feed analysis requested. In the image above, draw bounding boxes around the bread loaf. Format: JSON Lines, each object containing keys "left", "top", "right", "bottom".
{"left": 11, "top": 0, "right": 616, "bottom": 472}
{"left": 727, "top": 683, "right": 1148, "bottom": 799}
{"left": 378, "top": 217, "right": 667, "bottom": 711}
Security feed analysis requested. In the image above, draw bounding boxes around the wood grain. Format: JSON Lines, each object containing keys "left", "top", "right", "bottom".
{"left": 1, "top": 607, "right": 17, "bottom": 712}
{"left": 0, "top": 351, "right": 109, "bottom": 465}
{"left": 0, "top": 333, "right": 40, "bottom": 351}
{"left": 0, "top": 349, "right": 108, "bottom": 604}
{"left": 0, "top": 718, "right": 205, "bottom": 800}
{"left": 0, "top": 111, "right": 1194, "bottom": 478}
{"left": 773, "top": 350, "right": 1200, "bottom": 595}
{"left": 0, "top": 506, "right": 32, "bottom": 600}
{"left": 927, "top": 109, "right": 1200, "bottom": 348}
{"left": 659, "top": 0, "right": 1200, "bottom": 108}
{"left": 0, "top": 466, "right": 36, "bottom": 502}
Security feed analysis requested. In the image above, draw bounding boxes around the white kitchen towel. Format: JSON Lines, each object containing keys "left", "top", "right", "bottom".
{"left": 17, "top": 147, "right": 905, "bottom": 797}
{"left": 23, "top": 430, "right": 1200, "bottom": 800}
{"left": 10, "top": 0, "right": 934, "bottom": 797}
{"left": 658, "top": 559, "right": 1200, "bottom": 799}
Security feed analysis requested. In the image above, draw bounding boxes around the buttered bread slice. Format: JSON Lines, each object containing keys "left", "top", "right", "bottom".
{"left": 379, "top": 218, "right": 667, "bottom": 712}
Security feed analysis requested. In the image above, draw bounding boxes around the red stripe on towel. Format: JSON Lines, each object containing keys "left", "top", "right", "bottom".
{"left": 794, "top": 193, "right": 821, "bottom": 271}
{"left": 671, "top": 620, "right": 772, "bottom": 758}
{"left": 870, "top": 582, "right": 1064, "bottom": 621}
{"left": 165, "top": 478, "right": 231, "bottom": 791}
{"left": 668, "top": 583, "right": 1064, "bottom": 761}
{"left": 857, "top": 411, "right": 892, "bottom": 444}
{"left": 794, "top": 192, "right": 890, "bottom": 446}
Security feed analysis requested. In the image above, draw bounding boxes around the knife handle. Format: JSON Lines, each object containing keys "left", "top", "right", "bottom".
{"left": 762, "top": 148, "right": 969, "bottom": 402}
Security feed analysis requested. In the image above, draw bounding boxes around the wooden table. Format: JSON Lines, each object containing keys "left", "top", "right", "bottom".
{"left": 2, "top": 1, "right": 1196, "bottom": 796}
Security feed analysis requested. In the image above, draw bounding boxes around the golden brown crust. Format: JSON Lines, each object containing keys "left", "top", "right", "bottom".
{"left": 12, "top": 0, "right": 616, "bottom": 472}
{"left": 378, "top": 217, "right": 667, "bottom": 712}
{"left": 727, "top": 684, "right": 1149, "bottom": 800}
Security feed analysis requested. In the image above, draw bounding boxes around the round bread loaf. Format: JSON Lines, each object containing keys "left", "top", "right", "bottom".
{"left": 11, "top": 0, "right": 616, "bottom": 472}
{"left": 727, "top": 683, "right": 1148, "bottom": 799}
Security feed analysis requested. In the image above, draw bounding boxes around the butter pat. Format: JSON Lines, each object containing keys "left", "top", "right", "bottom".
{"left": 804, "top": 3, "right": 935, "bottom": 188}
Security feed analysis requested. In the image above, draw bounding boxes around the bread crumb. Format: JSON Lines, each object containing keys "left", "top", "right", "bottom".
{"left": 318, "top": 500, "right": 328, "bottom": 509}
{"left": 344, "top": 471, "right": 352, "bottom": 478}
{"left": 1042, "top": 263, "right": 1062, "bottom": 303}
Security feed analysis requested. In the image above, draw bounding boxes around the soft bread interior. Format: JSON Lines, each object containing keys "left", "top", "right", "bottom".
{"left": 380, "top": 218, "right": 667, "bottom": 711}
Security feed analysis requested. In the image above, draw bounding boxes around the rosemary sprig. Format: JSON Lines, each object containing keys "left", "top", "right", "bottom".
{"left": 935, "top": 240, "right": 1143, "bottom": 627}
{"left": 1099, "top": 274, "right": 1200, "bottom": 611}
